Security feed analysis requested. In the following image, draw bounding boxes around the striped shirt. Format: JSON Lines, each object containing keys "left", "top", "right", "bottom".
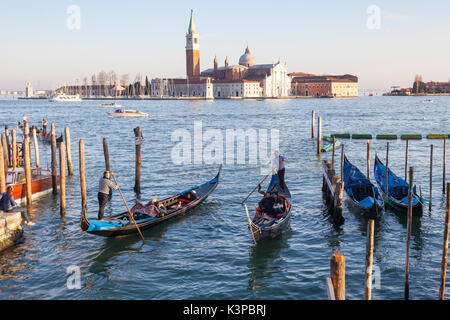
{"left": 98, "top": 178, "right": 118, "bottom": 195}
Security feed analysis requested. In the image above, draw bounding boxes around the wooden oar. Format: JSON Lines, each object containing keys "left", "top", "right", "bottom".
{"left": 111, "top": 173, "right": 145, "bottom": 242}
{"left": 241, "top": 173, "right": 270, "bottom": 205}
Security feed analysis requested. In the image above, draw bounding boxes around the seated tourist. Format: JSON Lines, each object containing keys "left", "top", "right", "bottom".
{"left": 0, "top": 185, "right": 17, "bottom": 212}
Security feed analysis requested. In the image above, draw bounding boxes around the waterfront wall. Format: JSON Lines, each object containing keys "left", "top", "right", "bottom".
{"left": 0, "top": 211, "right": 23, "bottom": 252}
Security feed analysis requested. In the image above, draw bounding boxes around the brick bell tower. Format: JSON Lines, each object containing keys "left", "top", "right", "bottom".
{"left": 186, "top": 10, "right": 200, "bottom": 80}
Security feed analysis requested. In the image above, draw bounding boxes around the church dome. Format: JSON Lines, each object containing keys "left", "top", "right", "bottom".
{"left": 239, "top": 46, "right": 256, "bottom": 67}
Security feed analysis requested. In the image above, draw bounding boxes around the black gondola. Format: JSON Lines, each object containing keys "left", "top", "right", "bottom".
{"left": 245, "top": 174, "right": 292, "bottom": 243}
{"left": 343, "top": 155, "right": 384, "bottom": 219}
{"left": 80, "top": 166, "right": 221, "bottom": 237}
{"left": 374, "top": 155, "right": 423, "bottom": 217}
{"left": 39, "top": 130, "right": 63, "bottom": 144}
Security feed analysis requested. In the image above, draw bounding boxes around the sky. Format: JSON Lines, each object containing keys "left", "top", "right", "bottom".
{"left": 0, "top": 0, "right": 449, "bottom": 92}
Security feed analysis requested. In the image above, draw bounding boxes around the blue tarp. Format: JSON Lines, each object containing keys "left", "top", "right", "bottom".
{"left": 374, "top": 162, "right": 417, "bottom": 198}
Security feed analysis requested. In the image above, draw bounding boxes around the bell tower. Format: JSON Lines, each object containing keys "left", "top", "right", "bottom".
{"left": 186, "top": 10, "right": 200, "bottom": 80}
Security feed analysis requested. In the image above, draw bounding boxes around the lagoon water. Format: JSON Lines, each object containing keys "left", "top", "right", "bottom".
{"left": 0, "top": 96, "right": 449, "bottom": 299}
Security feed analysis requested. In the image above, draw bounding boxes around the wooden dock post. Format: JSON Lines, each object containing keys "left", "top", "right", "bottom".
{"left": 32, "top": 126, "right": 40, "bottom": 168}
{"left": 1, "top": 134, "right": 8, "bottom": 177}
{"left": 340, "top": 144, "right": 344, "bottom": 179}
{"left": 59, "top": 142, "right": 66, "bottom": 216}
{"left": 405, "top": 140, "right": 409, "bottom": 181}
{"left": 439, "top": 183, "right": 450, "bottom": 300}
{"left": 23, "top": 135, "right": 32, "bottom": 207}
{"left": 444, "top": 139, "right": 447, "bottom": 194}
{"left": 103, "top": 138, "right": 110, "bottom": 171}
{"left": 430, "top": 144, "right": 433, "bottom": 211}
{"left": 330, "top": 252, "right": 345, "bottom": 300}
{"left": 317, "top": 116, "right": 322, "bottom": 155}
{"left": 311, "top": 110, "right": 315, "bottom": 138}
{"left": 364, "top": 219, "right": 375, "bottom": 300}
{"left": 367, "top": 140, "right": 371, "bottom": 178}
{"left": 134, "top": 126, "right": 143, "bottom": 193}
{"left": 5, "top": 125, "right": 10, "bottom": 166}
{"left": 65, "top": 127, "right": 73, "bottom": 176}
{"left": 11, "top": 129, "right": 17, "bottom": 169}
{"left": 79, "top": 139, "right": 87, "bottom": 212}
{"left": 404, "top": 166, "right": 414, "bottom": 300}
{"left": 0, "top": 142, "right": 6, "bottom": 194}
{"left": 332, "top": 137, "right": 336, "bottom": 169}
{"left": 385, "top": 142, "right": 389, "bottom": 196}
{"left": 51, "top": 123, "right": 58, "bottom": 195}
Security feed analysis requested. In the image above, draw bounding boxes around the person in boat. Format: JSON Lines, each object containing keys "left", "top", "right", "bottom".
{"left": 42, "top": 118, "right": 48, "bottom": 134}
{"left": 0, "top": 185, "right": 18, "bottom": 212}
{"left": 274, "top": 151, "right": 287, "bottom": 190}
{"left": 22, "top": 114, "right": 28, "bottom": 126}
{"left": 98, "top": 171, "right": 118, "bottom": 220}
{"left": 257, "top": 184, "right": 276, "bottom": 216}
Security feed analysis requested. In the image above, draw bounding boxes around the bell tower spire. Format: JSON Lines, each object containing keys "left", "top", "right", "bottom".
{"left": 186, "top": 9, "right": 200, "bottom": 80}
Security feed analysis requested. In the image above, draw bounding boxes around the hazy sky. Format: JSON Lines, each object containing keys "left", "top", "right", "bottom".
{"left": 1, "top": 0, "right": 449, "bottom": 91}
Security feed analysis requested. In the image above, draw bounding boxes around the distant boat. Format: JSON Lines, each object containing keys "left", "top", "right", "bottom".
{"left": 50, "top": 94, "right": 82, "bottom": 102}
{"left": 368, "top": 93, "right": 374, "bottom": 96}
{"left": 421, "top": 99, "right": 433, "bottom": 103}
{"left": 108, "top": 109, "right": 149, "bottom": 118}
{"left": 98, "top": 103, "right": 122, "bottom": 108}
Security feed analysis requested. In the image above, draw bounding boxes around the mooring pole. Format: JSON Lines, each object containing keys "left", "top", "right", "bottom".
{"left": 405, "top": 140, "right": 409, "bottom": 181}
{"left": 430, "top": 144, "right": 433, "bottom": 211}
{"left": 311, "top": 110, "right": 315, "bottom": 138}
{"left": 1, "top": 134, "right": 8, "bottom": 179}
{"left": 5, "top": 125, "right": 10, "bottom": 166}
{"left": 32, "top": 126, "right": 40, "bottom": 168}
{"left": 340, "top": 144, "right": 344, "bottom": 179}
{"left": 65, "top": 127, "right": 73, "bottom": 176}
{"left": 439, "top": 183, "right": 450, "bottom": 300}
{"left": 59, "top": 141, "right": 66, "bottom": 216}
{"left": 51, "top": 123, "right": 58, "bottom": 195}
{"left": 332, "top": 136, "right": 336, "bottom": 169}
{"left": 134, "top": 126, "right": 142, "bottom": 193}
{"left": 11, "top": 129, "right": 17, "bottom": 170}
{"left": 317, "top": 116, "right": 322, "bottom": 155}
{"left": 444, "top": 139, "right": 447, "bottom": 194}
{"left": 367, "top": 140, "right": 371, "bottom": 179}
{"left": 364, "top": 219, "right": 375, "bottom": 300}
{"left": 79, "top": 139, "right": 87, "bottom": 211}
{"left": 385, "top": 142, "right": 389, "bottom": 196}
{"left": 330, "top": 252, "right": 345, "bottom": 300}
{"left": 24, "top": 135, "right": 32, "bottom": 207}
{"left": 0, "top": 143, "right": 5, "bottom": 194}
{"left": 103, "top": 137, "right": 110, "bottom": 171}
{"left": 404, "top": 166, "right": 414, "bottom": 300}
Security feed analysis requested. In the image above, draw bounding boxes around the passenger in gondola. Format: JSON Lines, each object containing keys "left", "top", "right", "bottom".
{"left": 257, "top": 184, "right": 276, "bottom": 216}
{"left": 98, "top": 171, "right": 118, "bottom": 219}
{"left": 0, "top": 185, "right": 18, "bottom": 212}
{"left": 274, "top": 151, "right": 287, "bottom": 190}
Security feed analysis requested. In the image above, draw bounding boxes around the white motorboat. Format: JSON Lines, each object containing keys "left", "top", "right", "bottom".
{"left": 50, "top": 94, "right": 82, "bottom": 102}
{"left": 108, "top": 109, "right": 149, "bottom": 118}
{"left": 98, "top": 103, "right": 122, "bottom": 108}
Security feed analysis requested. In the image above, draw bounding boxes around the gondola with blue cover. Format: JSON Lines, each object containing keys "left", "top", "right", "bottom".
{"left": 374, "top": 155, "right": 423, "bottom": 217}
{"left": 80, "top": 166, "right": 221, "bottom": 237}
{"left": 246, "top": 174, "right": 292, "bottom": 243}
{"left": 343, "top": 155, "right": 384, "bottom": 219}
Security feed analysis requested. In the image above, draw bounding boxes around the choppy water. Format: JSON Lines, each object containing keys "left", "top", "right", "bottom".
{"left": 0, "top": 96, "right": 449, "bottom": 300}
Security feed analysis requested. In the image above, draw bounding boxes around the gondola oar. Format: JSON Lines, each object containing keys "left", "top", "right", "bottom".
{"left": 241, "top": 173, "right": 270, "bottom": 205}
{"left": 111, "top": 173, "right": 145, "bottom": 243}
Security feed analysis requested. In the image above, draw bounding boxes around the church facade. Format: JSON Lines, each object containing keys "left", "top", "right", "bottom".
{"left": 151, "top": 10, "right": 291, "bottom": 99}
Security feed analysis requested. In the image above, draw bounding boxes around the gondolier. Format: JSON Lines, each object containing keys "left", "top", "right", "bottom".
{"left": 274, "top": 151, "right": 287, "bottom": 190}
{"left": 98, "top": 171, "right": 118, "bottom": 219}
{"left": 42, "top": 118, "right": 48, "bottom": 134}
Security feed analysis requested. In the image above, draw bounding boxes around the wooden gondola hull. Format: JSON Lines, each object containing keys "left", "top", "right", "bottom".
{"left": 249, "top": 207, "right": 292, "bottom": 242}
{"left": 81, "top": 167, "right": 221, "bottom": 238}
{"left": 345, "top": 197, "right": 384, "bottom": 219}
{"left": 383, "top": 194, "right": 423, "bottom": 217}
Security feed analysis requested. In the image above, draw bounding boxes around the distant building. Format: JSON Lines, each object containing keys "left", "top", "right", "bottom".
{"left": 290, "top": 73, "right": 358, "bottom": 97}
{"left": 425, "top": 81, "right": 450, "bottom": 93}
{"left": 25, "top": 82, "right": 33, "bottom": 98}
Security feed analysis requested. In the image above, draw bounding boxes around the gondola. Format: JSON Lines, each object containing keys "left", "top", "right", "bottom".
{"left": 374, "top": 155, "right": 423, "bottom": 217}
{"left": 80, "top": 166, "right": 221, "bottom": 237}
{"left": 343, "top": 155, "right": 384, "bottom": 219}
{"left": 39, "top": 130, "right": 63, "bottom": 144}
{"left": 245, "top": 174, "right": 292, "bottom": 243}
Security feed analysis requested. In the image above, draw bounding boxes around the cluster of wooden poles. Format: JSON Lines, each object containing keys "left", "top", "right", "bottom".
{"left": 312, "top": 111, "right": 450, "bottom": 300}
{"left": 0, "top": 122, "right": 74, "bottom": 215}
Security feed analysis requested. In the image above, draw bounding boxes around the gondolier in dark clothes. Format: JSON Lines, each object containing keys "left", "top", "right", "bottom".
{"left": 42, "top": 118, "right": 48, "bottom": 134}
{"left": 274, "top": 151, "right": 287, "bottom": 190}
{"left": 98, "top": 171, "right": 118, "bottom": 219}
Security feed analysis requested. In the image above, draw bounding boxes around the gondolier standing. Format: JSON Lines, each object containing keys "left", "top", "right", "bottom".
{"left": 274, "top": 151, "right": 287, "bottom": 190}
{"left": 98, "top": 171, "right": 118, "bottom": 219}
{"left": 42, "top": 118, "right": 48, "bottom": 134}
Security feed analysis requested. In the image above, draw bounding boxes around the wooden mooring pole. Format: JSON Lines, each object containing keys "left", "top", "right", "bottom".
{"left": 332, "top": 137, "right": 336, "bottom": 169}
{"left": 438, "top": 183, "right": 450, "bottom": 300}
{"left": 444, "top": 139, "right": 447, "bottom": 194}
{"left": 0, "top": 142, "right": 6, "bottom": 194}
{"left": 65, "top": 127, "right": 73, "bottom": 176}
{"left": 24, "top": 135, "right": 32, "bottom": 207}
{"left": 32, "top": 126, "right": 40, "bottom": 168}
{"left": 11, "top": 129, "right": 17, "bottom": 170}
{"left": 385, "top": 142, "right": 389, "bottom": 196}
{"left": 329, "top": 252, "right": 345, "bottom": 300}
{"left": 317, "top": 116, "right": 322, "bottom": 155}
{"left": 404, "top": 166, "right": 414, "bottom": 300}
{"left": 5, "top": 125, "right": 10, "bottom": 166}
{"left": 340, "top": 144, "right": 344, "bottom": 179}
{"left": 364, "top": 219, "right": 375, "bottom": 300}
{"left": 103, "top": 137, "right": 110, "bottom": 171}
{"left": 1, "top": 134, "right": 8, "bottom": 179}
{"left": 59, "top": 142, "right": 66, "bottom": 216}
{"left": 405, "top": 140, "right": 409, "bottom": 182}
{"left": 367, "top": 140, "right": 371, "bottom": 179}
{"left": 311, "top": 110, "right": 315, "bottom": 138}
{"left": 134, "top": 126, "right": 142, "bottom": 193}
{"left": 79, "top": 139, "right": 87, "bottom": 212}
{"left": 51, "top": 123, "right": 58, "bottom": 195}
{"left": 430, "top": 144, "right": 433, "bottom": 211}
